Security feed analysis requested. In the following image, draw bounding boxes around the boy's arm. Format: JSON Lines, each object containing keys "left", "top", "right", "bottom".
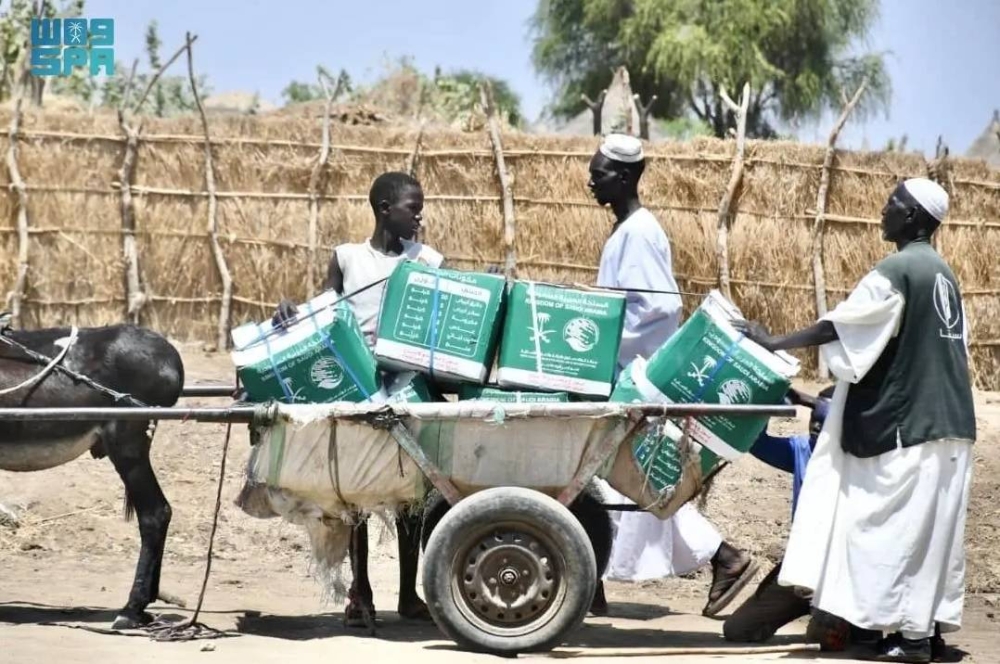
{"left": 274, "top": 248, "right": 344, "bottom": 328}
{"left": 323, "top": 249, "right": 344, "bottom": 292}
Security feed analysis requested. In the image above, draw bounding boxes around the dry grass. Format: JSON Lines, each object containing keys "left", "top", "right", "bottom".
{"left": 1, "top": 107, "right": 999, "bottom": 386}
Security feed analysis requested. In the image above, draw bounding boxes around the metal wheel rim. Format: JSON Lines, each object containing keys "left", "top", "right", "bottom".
{"left": 450, "top": 519, "right": 567, "bottom": 638}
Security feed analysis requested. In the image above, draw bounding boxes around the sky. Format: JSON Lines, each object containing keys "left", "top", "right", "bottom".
{"left": 82, "top": 0, "right": 1000, "bottom": 157}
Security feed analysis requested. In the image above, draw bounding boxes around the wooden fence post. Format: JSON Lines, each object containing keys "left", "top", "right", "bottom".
{"left": 116, "top": 100, "right": 145, "bottom": 324}
{"left": 406, "top": 121, "right": 426, "bottom": 178}
{"left": 812, "top": 79, "right": 868, "bottom": 379}
{"left": 927, "top": 135, "right": 953, "bottom": 256}
{"left": 481, "top": 83, "right": 517, "bottom": 278}
{"left": 185, "top": 33, "right": 232, "bottom": 350}
{"left": 715, "top": 83, "right": 750, "bottom": 301}
{"left": 4, "top": 92, "right": 30, "bottom": 326}
{"left": 114, "top": 37, "right": 196, "bottom": 326}
{"left": 305, "top": 70, "right": 337, "bottom": 298}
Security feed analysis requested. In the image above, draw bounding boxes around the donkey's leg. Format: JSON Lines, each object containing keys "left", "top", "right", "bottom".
{"left": 396, "top": 510, "right": 429, "bottom": 619}
{"left": 345, "top": 518, "right": 376, "bottom": 628}
{"left": 103, "top": 420, "right": 172, "bottom": 629}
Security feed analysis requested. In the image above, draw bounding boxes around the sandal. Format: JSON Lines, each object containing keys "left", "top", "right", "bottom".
{"left": 702, "top": 557, "right": 759, "bottom": 617}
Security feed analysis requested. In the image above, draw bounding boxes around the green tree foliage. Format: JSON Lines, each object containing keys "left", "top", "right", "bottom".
{"left": 283, "top": 58, "right": 524, "bottom": 130}
{"left": 280, "top": 67, "right": 352, "bottom": 104}
{"left": 435, "top": 68, "right": 524, "bottom": 127}
{"left": 531, "top": 0, "right": 890, "bottom": 138}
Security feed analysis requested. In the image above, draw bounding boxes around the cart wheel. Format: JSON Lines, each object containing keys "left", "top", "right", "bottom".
{"left": 423, "top": 487, "right": 597, "bottom": 655}
{"left": 423, "top": 485, "right": 611, "bottom": 579}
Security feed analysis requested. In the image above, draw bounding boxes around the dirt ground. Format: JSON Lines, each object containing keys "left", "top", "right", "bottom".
{"left": 2, "top": 344, "right": 998, "bottom": 663}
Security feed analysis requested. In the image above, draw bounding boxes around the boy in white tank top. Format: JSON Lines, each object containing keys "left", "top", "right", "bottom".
{"left": 275, "top": 172, "right": 442, "bottom": 627}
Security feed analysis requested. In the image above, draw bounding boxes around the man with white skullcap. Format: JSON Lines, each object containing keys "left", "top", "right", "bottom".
{"left": 736, "top": 178, "right": 976, "bottom": 663}
{"left": 587, "top": 133, "right": 758, "bottom": 618}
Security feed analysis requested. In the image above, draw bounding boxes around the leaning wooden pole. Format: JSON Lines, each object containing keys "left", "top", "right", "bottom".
{"left": 927, "top": 135, "right": 953, "bottom": 256}
{"left": 406, "top": 79, "right": 429, "bottom": 177}
{"left": 5, "top": 93, "right": 30, "bottom": 326}
{"left": 405, "top": 121, "right": 426, "bottom": 178}
{"left": 715, "top": 83, "right": 750, "bottom": 301}
{"left": 305, "top": 70, "right": 335, "bottom": 297}
{"left": 812, "top": 79, "right": 868, "bottom": 379}
{"left": 480, "top": 83, "right": 517, "bottom": 278}
{"left": 186, "top": 32, "right": 232, "bottom": 350}
{"left": 116, "top": 68, "right": 146, "bottom": 325}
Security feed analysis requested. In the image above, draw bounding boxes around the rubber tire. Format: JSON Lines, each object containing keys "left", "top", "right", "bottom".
{"left": 422, "top": 487, "right": 597, "bottom": 655}
{"left": 423, "top": 486, "right": 612, "bottom": 580}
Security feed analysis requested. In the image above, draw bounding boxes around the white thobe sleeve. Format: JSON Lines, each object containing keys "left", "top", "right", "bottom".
{"left": 819, "top": 269, "right": 905, "bottom": 384}
{"left": 616, "top": 232, "right": 683, "bottom": 365}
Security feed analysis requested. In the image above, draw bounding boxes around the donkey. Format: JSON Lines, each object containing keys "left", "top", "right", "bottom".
{"left": 0, "top": 324, "right": 184, "bottom": 630}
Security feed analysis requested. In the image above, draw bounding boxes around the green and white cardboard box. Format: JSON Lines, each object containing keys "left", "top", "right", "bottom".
{"left": 374, "top": 262, "right": 506, "bottom": 383}
{"left": 230, "top": 290, "right": 381, "bottom": 404}
{"left": 496, "top": 281, "right": 625, "bottom": 397}
{"left": 458, "top": 385, "right": 570, "bottom": 403}
{"left": 610, "top": 358, "right": 718, "bottom": 494}
{"left": 636, "top": 289, "right": 800, "bottom": 461}
{"left": 383, "top": 371, "right": 435, "bottom": 404}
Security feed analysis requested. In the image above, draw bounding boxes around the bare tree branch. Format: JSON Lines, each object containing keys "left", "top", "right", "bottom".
{"left": 132, "top": 34, "right": 199, "bottom": 114}
{"left": 185, "top": 32, "right": 232, "bottom": 349}
{"left": 118, "top": 58, "right": 139, "bottom": 114}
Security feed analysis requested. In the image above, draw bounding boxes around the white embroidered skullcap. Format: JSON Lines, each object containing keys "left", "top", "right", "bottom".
{"left": 902, "top": 178, "right": 948, "bottom": 222}
{"left": 599, "top": 133, "right": 644, "bottom": 163}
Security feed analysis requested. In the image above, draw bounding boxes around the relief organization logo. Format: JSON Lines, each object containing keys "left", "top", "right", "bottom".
{"left": 717, "top": 379, "right": 753, "bottom": 405}
{"left": 563, "top": 317, "right": 600, "bottom": 352}
{"left": 309, "top": 357, "right": 345, "bottom": 391}
{"left": 933, "top": 273, "right": 963, "bottom": 341}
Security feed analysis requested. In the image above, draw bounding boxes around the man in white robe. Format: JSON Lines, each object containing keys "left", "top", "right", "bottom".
{"left": 736, "top": 178, "right": 976, "bottom": 663}
{"left": 588, "top": 134, "right": 758, "bottom": 617}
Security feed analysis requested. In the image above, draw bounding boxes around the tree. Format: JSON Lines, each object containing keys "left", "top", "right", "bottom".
{"left": 351, "top": 58, "right": 524, "bottom": 129}
{"left": 281, "top": 67, "right": 352, "bottom": 104}
{"left": 530, "top": 0, "right": 890, "bottom": 138}
{"left": 144, "top": 19, "right": 167, "bottom": 116}
{"left": 288, "top": 59, "right": 525, "bottom": 130}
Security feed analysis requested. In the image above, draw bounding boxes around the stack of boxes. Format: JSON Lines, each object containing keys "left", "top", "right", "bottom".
{"left": 231, "top": 262, "right": 799, "bottom": 502}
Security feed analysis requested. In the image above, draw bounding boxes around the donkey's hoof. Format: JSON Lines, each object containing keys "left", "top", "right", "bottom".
{"left": 112, "top": 611, "right": 154, "bottom": 630}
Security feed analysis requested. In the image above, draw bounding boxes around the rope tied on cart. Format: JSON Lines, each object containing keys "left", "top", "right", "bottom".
{"left": 426, "top": 271, "right": 443, "bottom": 380}
{"left": 636, "top": 328, "right": 747, "bottom": 512}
